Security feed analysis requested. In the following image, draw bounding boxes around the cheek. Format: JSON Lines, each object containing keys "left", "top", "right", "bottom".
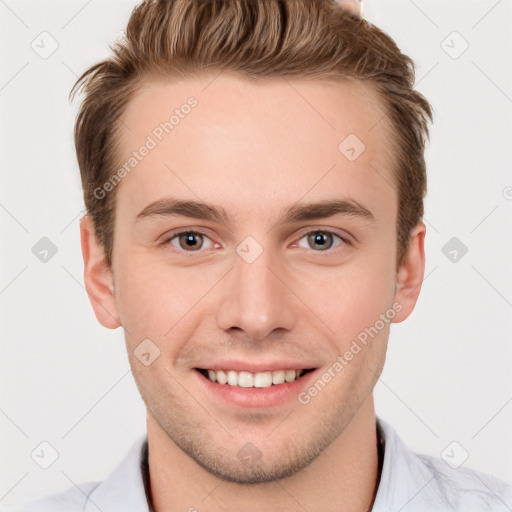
{"left": 115, "top": 260, "right": 165, "bottom": 334}
{"left": 290, "top": 253, "right": 396, "bottom": 344}
{"left": 114, "top": 253, "right": 222, "bottom": 347}
{"left": 339, "top": 273, "right": 394, "bottom": 338}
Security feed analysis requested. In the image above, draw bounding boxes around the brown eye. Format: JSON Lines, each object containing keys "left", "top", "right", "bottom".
{"left": 177, "top": 232, "right": 204, "bottom": 251}
{"left": 163, "top": 230, "right": 215, "bottom": 253}
{"left": 307, "top": 232, "right": 334, "bottom": 250}
{"left": 296, "top": 230, "right": 349, "bottom": 252}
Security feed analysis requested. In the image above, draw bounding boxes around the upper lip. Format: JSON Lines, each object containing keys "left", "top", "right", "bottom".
{"left": 195, "top": 360, "right": 320, "bottom": 373}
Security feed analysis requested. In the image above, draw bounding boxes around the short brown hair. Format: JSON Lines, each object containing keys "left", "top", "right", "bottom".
{"left": 70, "top": 0, "right": 433, "bottom": 268}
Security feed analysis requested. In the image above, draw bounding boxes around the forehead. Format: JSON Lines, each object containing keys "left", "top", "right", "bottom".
{"left": 115, "top": 74, "right": 396, "bottom": 225}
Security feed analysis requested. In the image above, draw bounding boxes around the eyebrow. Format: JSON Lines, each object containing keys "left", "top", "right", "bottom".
{"left": 135, "top": 197, "right": 375, "bottom": 225}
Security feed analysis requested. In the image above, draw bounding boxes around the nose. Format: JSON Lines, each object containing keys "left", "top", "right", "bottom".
{"left": 216, "top": 246, "right": 297, "bottom": 342}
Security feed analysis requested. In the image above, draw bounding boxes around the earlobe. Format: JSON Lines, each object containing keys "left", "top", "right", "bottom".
{"left": 391, "top": 221, "right": 426, "bottom": 323}
{"left": 80, "top": 215, "right": 121, "bottom": 329}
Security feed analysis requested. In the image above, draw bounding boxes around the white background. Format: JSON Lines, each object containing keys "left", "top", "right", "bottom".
{"left": 1, "top": 0, "right": 511, "bottom": 508}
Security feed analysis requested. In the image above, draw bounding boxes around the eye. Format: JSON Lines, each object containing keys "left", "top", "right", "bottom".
{"left": 161, "top": 228, "right": 351, "bottom": 255}
{"left": 163, "top": 230, "right": 216, "bottom": 253}
{"left": 295, "top": 230, "right": 349, "bottom": 252}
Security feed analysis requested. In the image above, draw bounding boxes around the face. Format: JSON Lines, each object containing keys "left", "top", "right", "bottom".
{"left": 82, "top": 74, "right": 425, "bottom": 483}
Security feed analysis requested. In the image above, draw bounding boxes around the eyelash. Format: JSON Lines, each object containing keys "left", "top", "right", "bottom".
{"left": 160, "top": 228, "right": 353, "bottom": 255}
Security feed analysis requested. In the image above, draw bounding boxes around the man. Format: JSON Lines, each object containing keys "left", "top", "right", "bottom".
{"left": 14, "top": 0, "right": 511, "bottom": 510}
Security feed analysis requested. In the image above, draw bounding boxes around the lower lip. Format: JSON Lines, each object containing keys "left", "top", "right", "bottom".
{"left": 194, "top": 369, "right": 318, "bottom": 409}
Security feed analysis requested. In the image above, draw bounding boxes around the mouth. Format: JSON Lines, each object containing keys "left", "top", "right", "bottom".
{"left": 193, "top": 360, "right": 320, "bottom": 409}
{"left": 195, "top": 368, "right": 315, "bottom": 388}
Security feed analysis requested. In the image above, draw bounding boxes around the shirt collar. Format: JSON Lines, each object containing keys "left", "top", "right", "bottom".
{"left": 84, "top": 434, "right": 150, "bottom": 512}
{"left": 84, "top": 416, "right": 431, "bottom": 511}
{"left": 371, "top": 416, "right": 437, "bottom": 511}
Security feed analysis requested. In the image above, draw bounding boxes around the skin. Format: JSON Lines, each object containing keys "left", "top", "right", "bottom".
{"left": 80, "top": 74, "right": 425, "bottom": 512}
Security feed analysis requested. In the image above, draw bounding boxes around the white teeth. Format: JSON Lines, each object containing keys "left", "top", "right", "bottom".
{"left": 254, "top": 371, "right": 272, "bottom": 388}
{"left": 216, "top": 370, "right": 228, "bottom": 384}
{"left": 284, "top": 369, "right": 296, "bottom": 382}
{"left": 238, "top": 371, "right": 254, "bottom": 388}
{"left": 204, "top": 369, "right": 306, "bottom": 387}
{"left": 272, "top": 370, "right": 285, "bottom": 385}
{"left": 227, "top": 370, "right": 238, "bottom": 386}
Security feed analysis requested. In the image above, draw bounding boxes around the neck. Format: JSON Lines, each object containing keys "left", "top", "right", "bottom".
{"left": 147, "top": 395, "right": 381, "bottom": 512}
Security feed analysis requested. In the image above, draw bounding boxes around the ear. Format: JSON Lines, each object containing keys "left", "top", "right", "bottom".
{"left": 391, "top": 221, "right": 426, "bottom": 323}
{"left": 80, "top": 215, "right": 121, "bottom": 329}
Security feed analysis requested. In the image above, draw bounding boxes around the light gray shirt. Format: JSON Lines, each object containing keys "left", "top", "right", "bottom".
{"left": 12, "top": 416, "right": 512, "bottom": 511}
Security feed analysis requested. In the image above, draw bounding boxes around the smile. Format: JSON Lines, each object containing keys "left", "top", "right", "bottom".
{"left": 197, "top": 368, "right": 313, "bottom": 388}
